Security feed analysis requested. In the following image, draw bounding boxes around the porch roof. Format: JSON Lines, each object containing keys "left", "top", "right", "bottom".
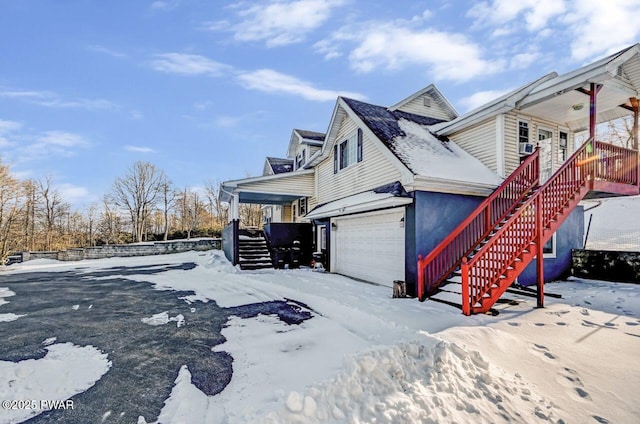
{"left": 305, "top": 183, "right": 413, "bottom": 220}
{"left": 432, "top": 43, "right": 640, "bottom": 135}
{"left": 220, "top": 169, "right": 314, "bottom": 205}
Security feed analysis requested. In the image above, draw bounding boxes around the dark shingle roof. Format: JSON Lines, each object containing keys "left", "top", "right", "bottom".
{"left": 341, "top": 97, "right": 450, "bottom": 174}
{"left": 342, "top": 97, "right": 445, "bottom": 143}
{"left": 266, "top": 157, "right": 294, "bottom": 174}
{"left": 295, "top": 129, "right": 325, "bottom": 142}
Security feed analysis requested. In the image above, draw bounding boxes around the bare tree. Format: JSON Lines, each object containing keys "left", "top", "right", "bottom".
{"left": 204, "top": 179, "right": 228, "bottom": 232}
{"left": 38, "top": 177, "right": 69, "bottom": 251}
{"left": 109, "top": 161, "right": 165, "bottom": 242}
{"left": 177, "top": 187, "right": 206, "bottom": 239}
{"left": 159, "top": 176, "right": 176, "bottom": 241}
{"left": 0, "top": 161, "right": 23, "bottom": 262}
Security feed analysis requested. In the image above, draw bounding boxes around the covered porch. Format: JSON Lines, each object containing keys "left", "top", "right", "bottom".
{"left": 219, "top": 170, "right": 315, "bottom": 268}
{"left": 517, "top": 43, "right": 640, "bottom": 198}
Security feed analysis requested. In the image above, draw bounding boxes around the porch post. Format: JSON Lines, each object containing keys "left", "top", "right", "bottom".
{"left": 632, "top": 97, "right": 640, "bottom": 187}
{"left": 588, "top": 83, "right": 603, "bottom": 141}
{"left": 536, "top": 195, "right": 544, "bottom": 308}
{"left": 230, "top": 194, "right": 239, "bottom": 222}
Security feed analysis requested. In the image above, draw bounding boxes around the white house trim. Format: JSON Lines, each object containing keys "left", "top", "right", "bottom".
{"left": 496, "top": 114, "right": 505, "bottom": 177}
{"left": 305, "top": 191, "right": 413, "bottom": 220}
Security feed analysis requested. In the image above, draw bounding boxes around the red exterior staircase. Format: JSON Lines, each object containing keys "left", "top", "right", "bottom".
{"left": 417, "top": 139, "right": 639, "bottom": 315}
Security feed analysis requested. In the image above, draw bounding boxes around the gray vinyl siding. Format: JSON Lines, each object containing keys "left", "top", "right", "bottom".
{"left": 396, "top": 93, "right": 453, "bottom": 120}
{"left": 316, "top": 117, "right": 403, "bottom": 204}
{"left": 448, "top": 117, "right": 498, "bottom": 173}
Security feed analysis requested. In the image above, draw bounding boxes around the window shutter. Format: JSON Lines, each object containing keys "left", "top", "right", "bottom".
{"left": 357, "top": 128, "right": 363, "bottom": 162}
{"left": 333, "top": 145, "right": 338, "bottom": 174}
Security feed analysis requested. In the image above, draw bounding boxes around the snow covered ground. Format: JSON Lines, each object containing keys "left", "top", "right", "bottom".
{"left": 1, "top": 251, "right": 639, "bottom": 423}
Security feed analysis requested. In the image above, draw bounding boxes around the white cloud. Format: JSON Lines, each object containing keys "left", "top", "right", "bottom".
{"left": 38, "top": 131, "right": 89, "bottom": 148}
{"left": 86, "top": 45, "right": 127, "bottom": 59}
{"left": 458, "top": 89, "right": 512, "bottom": 113}
{"left": 58, "top": 183, "right": 91, "bottom": 204}
{"left": 562, "top": 0, "right": 640, "bottom": 61}
{"left": 211, "top": 0, "right": 347, "bottom": 47}
{"left": 213, "top": 115, "right": 242, "bottom": 128}
{"left": 150, "top": 0, "right": 180, "bottom": 11}
{"left": 0, "top": 88, "right": 118, "bottom": 111}
{"left": 237, "top": 69, "right": 366, "bottom": 102}
{"left": 0, "top": 119, "right": 22, "bottom": 134}
{"left": 467, "top": 0, "right": 567, "bottom": 32}
{"left": 349, "top": 25, "right": 500, "bottom": 81}
{"left": 150, "top": 53, "right": 232, "bottom": 77}
{"left": 466, "top": 0, "right": 640, "bottom": 63}
{"left": 125, "top": 145, "right": 156, "bottom": 153}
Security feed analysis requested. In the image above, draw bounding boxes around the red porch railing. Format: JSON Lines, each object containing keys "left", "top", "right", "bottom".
{"left": 461, "top": 139, "right": 638, "bottom": 315}
{"left": 416, "top": 150, "right": 540, "bottom": 300}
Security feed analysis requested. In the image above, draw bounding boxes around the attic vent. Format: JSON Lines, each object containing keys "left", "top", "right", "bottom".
{"left": 423, "top": 97, "right": 431, "bottom": 107}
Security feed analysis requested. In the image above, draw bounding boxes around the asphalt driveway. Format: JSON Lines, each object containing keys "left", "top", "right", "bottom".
{"left": 0, "top": 262, "right": 312, "bottom": 423}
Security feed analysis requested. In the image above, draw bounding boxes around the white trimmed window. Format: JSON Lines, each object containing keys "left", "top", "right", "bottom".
{"left": 333, "top": 129, "right": 363, "bottom": 173}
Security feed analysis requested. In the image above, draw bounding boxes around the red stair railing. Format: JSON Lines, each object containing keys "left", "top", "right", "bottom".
{"left": 416, "top": 151, "right": 540, "bottom": 301}
{"left": 461, "top": 139, "right": 638, "bottom": 315}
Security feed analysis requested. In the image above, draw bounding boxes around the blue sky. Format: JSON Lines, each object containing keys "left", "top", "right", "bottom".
{"left": 1, "top": 0, "right": 639, "bottom": 208}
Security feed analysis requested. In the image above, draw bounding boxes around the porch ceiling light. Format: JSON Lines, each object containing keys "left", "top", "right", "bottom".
{"left": 571, "top": 103, "right": 584, "bottom": 111}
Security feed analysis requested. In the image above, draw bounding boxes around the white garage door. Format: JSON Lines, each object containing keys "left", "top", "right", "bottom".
{"left": 332, "top": 208, "right": 405, "bottom": 287}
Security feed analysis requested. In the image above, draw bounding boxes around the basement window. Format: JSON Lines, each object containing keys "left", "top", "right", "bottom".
{"left": 543, "top": 234, "right": 556, "bottom": 258}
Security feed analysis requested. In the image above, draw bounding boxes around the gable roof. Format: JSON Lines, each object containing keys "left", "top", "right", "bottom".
{"left": 286, "top": 128, "right": 326, "bottom": 158}
{"left": 343, "top": 97, "right": 446, "bottom": 144}
{"left": 264, "top": 157, "right": 294, "bottom": 175}
{"left": 388, "top": 83, "right": 459, "bottom": 120}
{"left": 430, "top": 71, "right": 558, "bottom": 136}
{"left": 433, "top": 43, "right": 640, "bottom": 135}
{"left": 294, "top": 129, "right": 325, "bottom": 142}
{"left": 310, "top": 96, "right": 501, "bottom": 189}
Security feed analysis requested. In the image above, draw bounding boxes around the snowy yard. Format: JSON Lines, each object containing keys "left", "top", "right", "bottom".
{"left": 1, "top": 250, "right": 639, "bottom": 423}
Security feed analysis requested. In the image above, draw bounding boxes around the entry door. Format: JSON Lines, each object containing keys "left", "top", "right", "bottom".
{"left": 538, "top": 128, "right": 553, "bottom": 182}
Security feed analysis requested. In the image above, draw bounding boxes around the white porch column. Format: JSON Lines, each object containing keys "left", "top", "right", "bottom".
{"left": 230, "top": 194, "right": 239, "bottom": 222}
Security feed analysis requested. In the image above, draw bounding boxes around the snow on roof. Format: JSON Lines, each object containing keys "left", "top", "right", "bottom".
{"left": 392, "top": 119, "right": 503, "bottom": 186}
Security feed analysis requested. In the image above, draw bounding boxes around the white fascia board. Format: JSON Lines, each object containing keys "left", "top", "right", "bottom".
{"left": 432, "top": 72, "right": 558, "bottom": 136}
{"left": 431, "top": 104, "right": 514, "bottom": 136}
{"left": 305, "top": 196, "right": 413, "bottom": 220}
{"left": 308, "top": 99, "right": 344, "bottom": 166}
{"left": 517, "top": 71, "right": 611, "bottom": 109}
{"left": 406, "top": 175, "right": 498, "bottom": 197}
{"left": 222, "top": 169, "right": 314, "bottom": 187}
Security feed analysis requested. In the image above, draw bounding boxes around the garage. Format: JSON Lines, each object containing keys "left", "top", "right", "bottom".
{"left": 331, "top": 208, "right": 406, "bottom": 287}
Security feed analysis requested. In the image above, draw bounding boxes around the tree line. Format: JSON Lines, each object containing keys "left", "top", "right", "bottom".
{"left": 0, "top": 160, "right": 262, "bottom": 262}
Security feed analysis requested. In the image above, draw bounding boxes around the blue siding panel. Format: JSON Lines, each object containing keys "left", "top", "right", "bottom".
{"left": 518, "top": 205, "right": 584, "bottom": 286}
{"left": 405, "top": 191, "right": 484, "bottom": 295}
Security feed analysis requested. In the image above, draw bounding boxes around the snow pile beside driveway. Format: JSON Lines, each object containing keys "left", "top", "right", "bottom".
{"left": 3, "top": 250, "right": 640, "bottom": 424}
{"left": 258, "top": 338, "right": 554, "bottom": 424}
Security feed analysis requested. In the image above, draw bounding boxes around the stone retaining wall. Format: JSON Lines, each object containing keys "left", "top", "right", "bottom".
{"left": 20, "top": 239, "right": 221, "bottom": 263}
{"left": 572, "top": 249, "right": 640, "bottom": 283}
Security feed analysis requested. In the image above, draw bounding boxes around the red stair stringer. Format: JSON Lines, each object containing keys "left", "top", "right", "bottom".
{"left": 461, "top": 139, "right": 638, "bottom": 315}
{"left": 418, "top": 137, "right": 639, "bottom": 315}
